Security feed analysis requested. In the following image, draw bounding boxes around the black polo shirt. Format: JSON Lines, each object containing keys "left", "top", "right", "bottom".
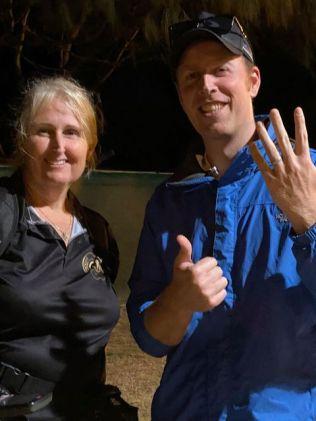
{"left": 0, "top": 203, "right": 120, "bottom": 389}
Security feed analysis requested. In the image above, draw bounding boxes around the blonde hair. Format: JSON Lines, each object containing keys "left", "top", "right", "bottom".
{"left": 15, "top": 76, "right": 98, "bottom": 171}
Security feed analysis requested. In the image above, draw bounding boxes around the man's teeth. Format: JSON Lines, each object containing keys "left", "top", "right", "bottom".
{"left": 201, "top": 103, "right": 224, "bottom": 113}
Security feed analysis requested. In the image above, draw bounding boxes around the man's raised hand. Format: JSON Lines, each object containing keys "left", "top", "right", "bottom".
{"left": 250, "top": 107, "right": 316, "bottom": 234}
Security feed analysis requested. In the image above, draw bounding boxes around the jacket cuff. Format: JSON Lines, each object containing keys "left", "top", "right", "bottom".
{"left": 291, "top": 224, "right": 316, "bottom": 298}
{"left": 128, "top": 301, "right": 174, "bottom": 358}
{"left": 290, "top": 223, "right": 316, "bottom": 246}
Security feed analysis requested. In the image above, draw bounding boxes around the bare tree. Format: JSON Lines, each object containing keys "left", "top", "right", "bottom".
{"left": 0, "top": 0, "right": 315, "bottom": 162}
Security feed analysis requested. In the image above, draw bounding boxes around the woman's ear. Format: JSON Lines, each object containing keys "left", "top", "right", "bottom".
{"left": 85, "top": 149, "right": 93, "bottom": 169}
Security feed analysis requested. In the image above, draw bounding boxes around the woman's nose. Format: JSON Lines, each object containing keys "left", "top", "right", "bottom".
{"left": 51, "top": 131, "right": 65, "bottom": 151}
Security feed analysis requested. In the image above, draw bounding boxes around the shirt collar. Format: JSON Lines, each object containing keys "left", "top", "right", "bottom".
{"left": 195, "top": 153, "right": 220, "bottom": 179}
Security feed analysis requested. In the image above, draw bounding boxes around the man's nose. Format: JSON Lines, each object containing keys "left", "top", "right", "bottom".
{"left": 199, "top": 74, "right": 217, "bottom": 96}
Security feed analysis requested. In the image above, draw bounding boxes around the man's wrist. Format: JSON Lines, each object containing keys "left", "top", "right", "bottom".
{"left": 289, "top": 211, "right": 316, "bottom": 235}
{"left": 291, "top": 222, "right": 316, "bottom": 244}
{"left": 157, "top": 284, "right": 194, "bottom": 321}
{"left": 143, "top": 289, "right": 193, "bottom": 347}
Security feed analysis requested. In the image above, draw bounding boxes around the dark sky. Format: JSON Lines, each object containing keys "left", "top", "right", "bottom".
{"left": 99, "top": 45, "right": 316, "bottom": 171}
{"left": 1, "top": 16, "right": 315, "bottom": 172}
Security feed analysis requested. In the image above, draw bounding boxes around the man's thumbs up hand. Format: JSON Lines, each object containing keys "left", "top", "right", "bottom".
{"left": 171, "top": 235, "right": 228, "bottom": 313}
{"left": 174, "top": 235, "right": 193, "bottom": 269}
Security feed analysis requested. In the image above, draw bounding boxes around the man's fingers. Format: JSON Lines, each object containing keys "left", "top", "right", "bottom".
{"left": 208, "top": 275, "right": 228, "bottom": 294}
{"left": 255, "top": 121, "right": 284, "bottom": 169}
{"left": 269, "top": 109, "right": 294, "bottom": 163}
{"left": 207, "top": 288, "right": 227, "bottom": 309}
{"left": 193, "top": 256, "right": 218, "bottom": 272}
{"left": 249, "top": 139, "right": 274, "bottom": 176}
{"left": 294, "top": 107, "right": 309, "bottom": 156}
{"left": 175, "top": 234, "right": 192, "bottom": 266}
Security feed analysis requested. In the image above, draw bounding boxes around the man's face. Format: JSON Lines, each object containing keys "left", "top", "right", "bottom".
{"left": 176, "top": 40, "right": 261, "bottom": 143}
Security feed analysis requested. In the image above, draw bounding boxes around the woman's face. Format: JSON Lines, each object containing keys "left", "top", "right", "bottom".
{"left": 23, "top": 97, "right": 89, "bottom": 191}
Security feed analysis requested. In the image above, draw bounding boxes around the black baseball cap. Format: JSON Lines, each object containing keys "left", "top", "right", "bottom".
{"left": 169, "top": 12, "right": 254, "bottom": 69}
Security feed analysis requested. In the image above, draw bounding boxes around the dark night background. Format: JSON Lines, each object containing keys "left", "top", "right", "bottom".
{"left": 0, "top": 0, "right": 315, "bottom": 171}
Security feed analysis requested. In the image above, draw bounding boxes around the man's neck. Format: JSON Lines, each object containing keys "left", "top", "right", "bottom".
{"left": 203, "top": 122, "right": 256, "bottom": 177}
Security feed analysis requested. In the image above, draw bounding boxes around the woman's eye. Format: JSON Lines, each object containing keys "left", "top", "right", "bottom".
{"left": 64, "top": 128, "right": 80, "bottom": 137}
{"left": 37, "top": 128, "right": 50, "bottom": 136}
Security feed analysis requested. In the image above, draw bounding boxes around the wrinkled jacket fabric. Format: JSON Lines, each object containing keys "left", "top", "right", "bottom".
{"left": 127, "top": 120, "right": 316, "bottom": 420}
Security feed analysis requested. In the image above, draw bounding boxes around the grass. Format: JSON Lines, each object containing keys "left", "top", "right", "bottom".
{"left": 106, "top": 305, "right": 165, "bottom": 421}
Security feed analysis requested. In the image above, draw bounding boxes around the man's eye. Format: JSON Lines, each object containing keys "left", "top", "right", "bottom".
{"left": 217, "top": 67, "right": 228, "bottom": 74}
{"left": 186, "top": 72, "right": 199, "bottom": 81}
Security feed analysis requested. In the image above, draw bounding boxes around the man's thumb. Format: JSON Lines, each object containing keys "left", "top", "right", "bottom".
{"left": 175, "top": 234, "right": 192, "bottom": 265}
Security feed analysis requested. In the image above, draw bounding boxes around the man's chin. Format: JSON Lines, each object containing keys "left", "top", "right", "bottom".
{"left": 200, "top": 125, "right": 232, "bottom": 142}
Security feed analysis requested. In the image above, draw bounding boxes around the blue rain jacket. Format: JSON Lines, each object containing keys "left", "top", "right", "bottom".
{"left": 127, "top": 119, "right": 316, "bottom": 420}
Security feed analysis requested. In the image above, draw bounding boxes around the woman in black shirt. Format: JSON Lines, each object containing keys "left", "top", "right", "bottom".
{"left": 0, "top": 77, "right": 124, "bottom": 420}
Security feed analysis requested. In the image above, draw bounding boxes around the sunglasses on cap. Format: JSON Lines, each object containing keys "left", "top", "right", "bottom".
{"left": 169, "top": 14, "right": 254, "bottom": 65}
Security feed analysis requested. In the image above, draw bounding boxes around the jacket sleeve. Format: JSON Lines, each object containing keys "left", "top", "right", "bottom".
{"left": 291, "top": 224, "right": 316, "bottom": 298}
{"left": 291, "top": 152, "right": 316, "bottom": 298}
{"left": 127, "top": 204, "right": 175, "bottom": 357}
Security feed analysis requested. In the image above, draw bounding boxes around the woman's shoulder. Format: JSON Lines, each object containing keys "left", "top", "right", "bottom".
{"left": 0, "top": 174, "right": 21, "bottom": 256}
{"left": 73, "top": 198, "right": 117, "bottom": 250}
{"left": 80, "top": 205, "right": 110, "bottom": 228}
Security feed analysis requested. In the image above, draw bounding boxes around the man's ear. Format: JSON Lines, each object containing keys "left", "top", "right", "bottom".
{"left": 248, "top": 65, "right": 261, "bottom": 98}
{"left": 176, "top": 82, "right": 185, "bottom": 110}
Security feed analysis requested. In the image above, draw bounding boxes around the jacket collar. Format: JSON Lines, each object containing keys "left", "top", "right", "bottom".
{"left": 167, "top": 115, "right": 276, "bottom": 187}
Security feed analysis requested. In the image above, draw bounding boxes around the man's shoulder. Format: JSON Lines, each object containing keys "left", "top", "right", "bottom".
{"left": 148, "top": 168, "right": 206, "bottom": 203}
{"left": 150, "top": 152, "right": 206, "bottom": 196}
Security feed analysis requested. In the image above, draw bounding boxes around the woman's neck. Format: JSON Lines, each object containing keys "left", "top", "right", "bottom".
{"left": 23, "top": 175, "right": 70, "bottom": 211}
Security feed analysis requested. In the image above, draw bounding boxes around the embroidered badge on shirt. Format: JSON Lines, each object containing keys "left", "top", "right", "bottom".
{"left": 82, "top": 252, "right": 105, "bottom": 281}
{"left": 276, "top": 212, "right": 288, "bottom": 223}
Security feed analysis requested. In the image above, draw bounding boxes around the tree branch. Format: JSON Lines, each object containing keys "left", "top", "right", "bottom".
{"left": 15, "top": 7, "right": 30, "bottom": 75}
{"left": 59, "top": 6, "right": 88, "bottom": 69}
{"left": 98, "top": 27, "right": 140, "bottom": 86}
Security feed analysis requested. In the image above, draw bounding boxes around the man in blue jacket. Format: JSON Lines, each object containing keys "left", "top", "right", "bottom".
{"left": 127, "top": 12, "right": 316, "bottom": 420}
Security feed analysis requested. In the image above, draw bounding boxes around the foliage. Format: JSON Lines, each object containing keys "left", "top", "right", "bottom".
{"left": 0, "top": 0, "right": 315, "bottom": 86}
{"left": 0, "top": 0, "right": 315, "bottom": 167}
